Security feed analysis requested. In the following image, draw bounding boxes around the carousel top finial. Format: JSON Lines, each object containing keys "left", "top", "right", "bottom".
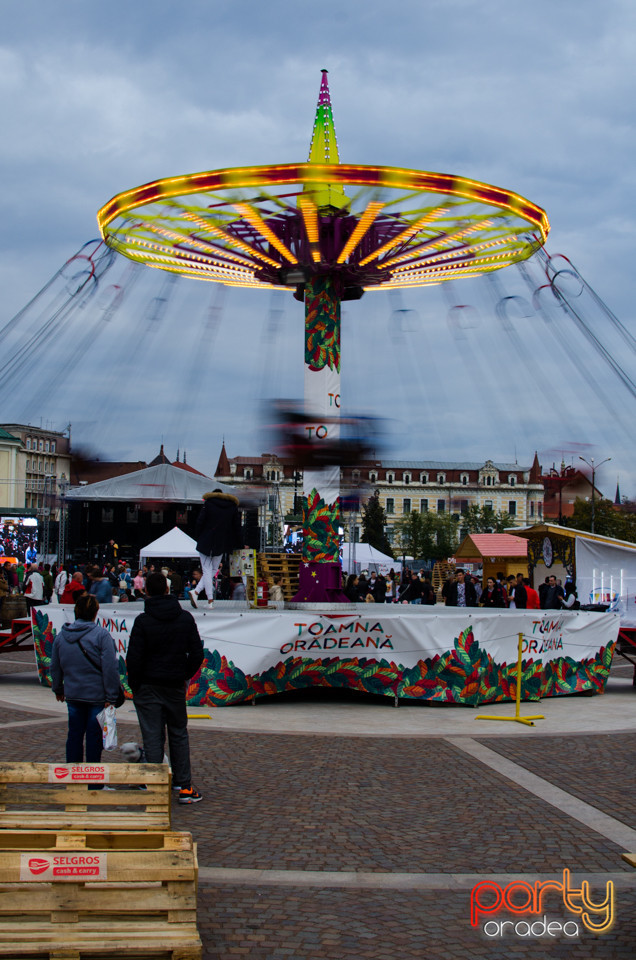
{"left": 306, "top": 69, "right": 348, "bottom": 209}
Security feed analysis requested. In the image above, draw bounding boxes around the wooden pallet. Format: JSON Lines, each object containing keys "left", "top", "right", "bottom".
{"left": 0, "top": 829, "right": 201, "bottom": 959}
{"left": 256, "top": 552, "right": 301, "bottom": 601}
{"left": 0, "top": 762, "right": 171, "bottom": 831}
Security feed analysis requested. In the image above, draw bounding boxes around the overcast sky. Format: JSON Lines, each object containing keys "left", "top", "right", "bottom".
{"left": 1, "top": 0, "right": 635, "bottom": 496}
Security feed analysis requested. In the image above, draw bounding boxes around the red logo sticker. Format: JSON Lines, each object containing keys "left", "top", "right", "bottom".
{"left": 28, "top": 858, "right": 50, "bottom": 875}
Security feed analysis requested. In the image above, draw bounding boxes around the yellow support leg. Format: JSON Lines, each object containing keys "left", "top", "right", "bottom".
{"left": 476, "top": 631, "right": 545, "bottom": 727}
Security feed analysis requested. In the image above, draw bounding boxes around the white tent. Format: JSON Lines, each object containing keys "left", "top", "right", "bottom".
{"left": 64, "top": 462, "right": 264, "bottom": 506}
{"left": 139, "top": 526, "right": 199, "bottom": 564}
{"left": 342, "top": 542, "right": 402, "bottom": 575}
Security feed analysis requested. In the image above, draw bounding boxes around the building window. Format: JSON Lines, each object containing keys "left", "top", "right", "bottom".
{"left": 151, "top": 510, "right": 164, "bottom": 524}
{"left": 403, "top": 473, "right": 411, "bottom": 485}
{"left": 460, "top": 500, "right": 469, "bottom": 514}
{"left": 403, "top": 498, "right": 411, "bottom": 514}
{"left": 126, "top": 506, "right": 138, "bottom": 523}
{"left": 530, "top": 501, "right": 535, "bottom": 516}
{"left": 39, "top": 440, "right": 43, "bottom": 451}
{"left": 387, "top": 473, "right": 394, "bottom": 484}
{"left": 386, "top": 527, "right": 394, "bottom": 543}
{"left": 386, "top": 498, "right": 394, "bottom": 515}
{"left": 26, "top": 460, "right": 30, "bottom": 471}
{"left": 461, "top": 474, "right": 468, "bottom": 485}
{"left": 538, "top": 503, "right": 543, "bottom": 518}
{"left": 420, "top": 473, "right": 428, "bottom": 483}
{"left": 437, "top": 499, "right": 445, "bottom": 513}
{"left": 509, "top": 475, "right": 516, "bottom": 486}
{"left": 268, "top": 495, "right": 276, "bottom": 511}
{"left": 508, "top": 501, "right": 517, "bottom": 516}
{"left": 45, "top": 441, "right": 49, "bottom": 452}
{"left": 420, "top": 498, "right": 429, "bottom": 512}
{"left": 26, "top": 439, "right": 31, "bottom": 450}
{"left": 244, "top": 469, "right": 252, "bottom": 479}
{"left": 484, "top": 500, "right": 493, "bottom": 510}
{"left": 369, "top": 472, "right": 377, "bottom": 482}
{"left": 101, "top": 508, "right": 114, "bottom": 523}
{"left": 50, "top": 441, "right": 56, "bottom": 453}
{"left": 437, "top": 473, "right": 445, "bottom": 484}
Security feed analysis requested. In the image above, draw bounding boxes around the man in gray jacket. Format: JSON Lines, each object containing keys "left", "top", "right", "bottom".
{"left": 51, "top": 594, "right": 120, "bottom": 763}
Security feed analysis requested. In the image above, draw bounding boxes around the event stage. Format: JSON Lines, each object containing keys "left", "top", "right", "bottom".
{"left": 33, "top": 604, "right": 618, "bottom": 708}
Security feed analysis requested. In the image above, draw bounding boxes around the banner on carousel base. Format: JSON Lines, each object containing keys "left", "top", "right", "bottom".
{"left": 33, "top": 607, "right": 618, "bottom": 708}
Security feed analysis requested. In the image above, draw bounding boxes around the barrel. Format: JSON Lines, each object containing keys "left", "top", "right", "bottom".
{"left": 1, "top": 595, "right": 28, "bottom": 627}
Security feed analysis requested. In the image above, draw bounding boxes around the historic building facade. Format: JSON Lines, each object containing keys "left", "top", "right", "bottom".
{"left": 214, "top": 444, "right": 545, "bottom": 546}
{"left": 0, "top": 424, "right": 72, "bottom": 517}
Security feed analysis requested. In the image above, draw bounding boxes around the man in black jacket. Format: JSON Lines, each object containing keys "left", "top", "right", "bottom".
{"left": 445, "top": 569, "right": 478, "bottom": 607}
{"left": 126, "top": 572, "right": 204, "bottom": 804}
{"left": 190, "top": 489, "right": 242, "bottom": 608}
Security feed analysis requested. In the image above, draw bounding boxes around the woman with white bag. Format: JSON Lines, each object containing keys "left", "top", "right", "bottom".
{"left": 50, "top": 594, "right": 120, "bottom": 762}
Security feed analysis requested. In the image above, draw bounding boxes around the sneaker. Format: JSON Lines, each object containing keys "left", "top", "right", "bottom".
{"left": 178, "top": 786, "right": 203, "bottom": 804}
{"left": 189, "top": 593, "right": 198, "bottom": 609}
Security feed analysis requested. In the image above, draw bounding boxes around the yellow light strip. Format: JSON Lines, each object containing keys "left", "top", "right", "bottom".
{"left": 138, "top": 220, "right": 257, "bottom": 269}
{"left": 178, "top": 211, "right": 280, "bottom": 268}
{"left": 391, "top": 235, "right": 514, "bottom": 273}
{"left": 233, "top": 203, "right": 298, "bottom": 263}
{"left": 336, "top": 201, "right": 385, "bottom": 264}
{"left": 380, "top": 217, "right": 494, "bottom": 269}
{"left": 116, "top": 237, "right": 257, "bottom": 277}
{"left": 359, "top": 206, "right": 447, "bottom": 266}
{"left": 298, "top": 196, "right": 321, "bottom": 263}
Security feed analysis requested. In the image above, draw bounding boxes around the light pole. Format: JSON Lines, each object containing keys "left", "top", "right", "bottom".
{"left": 579, "top": 456, "right": 611, "bottom": 533}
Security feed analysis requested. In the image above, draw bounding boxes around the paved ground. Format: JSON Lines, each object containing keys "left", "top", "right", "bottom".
{"left": 1, "top": 647, "right": 635, "bottom": 958}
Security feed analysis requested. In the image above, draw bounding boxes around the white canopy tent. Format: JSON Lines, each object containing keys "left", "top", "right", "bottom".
{"left": 139, "top": 526, "right": 199, "bottom": 565}
{"left": 342, "top": 542, "right": 402, "bottom": 575}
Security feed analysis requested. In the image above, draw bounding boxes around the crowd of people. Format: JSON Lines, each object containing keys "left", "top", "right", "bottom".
{"left": 343, "top": 568, "right": 579, "bottom": 610}
{"left": 0, "top": 557, "right": 241, "bottom": 608}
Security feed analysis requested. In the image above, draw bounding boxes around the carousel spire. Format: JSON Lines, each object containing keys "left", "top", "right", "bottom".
{"left": 305, "top": 69, "right": 348, "bottom": 210}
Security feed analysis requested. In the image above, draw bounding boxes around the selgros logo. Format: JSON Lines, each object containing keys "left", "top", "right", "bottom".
{"left": 20, "top": 853, "right": 107, "bottom": 881}
{"left": 48, "top": 764, "right": 109, "bottom": 783}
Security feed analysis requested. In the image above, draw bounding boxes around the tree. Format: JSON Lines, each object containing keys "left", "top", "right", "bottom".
{"left": 392, "top": 510, "right": 460, "bottom": 563}
{"left": 360, "top": 493, "right": 394, "bottom": 557}
{"left": 568, "top": 497, "right": 636, "bottom": 542}
{"left": 460, "top": 504, "right": 514, "bottom": 534}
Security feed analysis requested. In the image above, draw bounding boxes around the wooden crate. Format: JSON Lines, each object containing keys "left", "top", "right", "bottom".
{"left": 0, "top": 829, "right": 201, "bottom": 959}
{"left": 0, "top": 762, "right": 171, "bottom": 832}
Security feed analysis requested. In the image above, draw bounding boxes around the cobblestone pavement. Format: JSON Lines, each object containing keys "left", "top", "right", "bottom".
{"left": 0, "top": 655, "right": 635, "bottom": 957}
{"left": 478, "top": 733, "right": 636, "bottom": 829}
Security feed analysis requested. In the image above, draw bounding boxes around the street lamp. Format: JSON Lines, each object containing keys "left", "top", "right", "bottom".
{"left": 579, "top": 456, "right": 611, "bottom": 533}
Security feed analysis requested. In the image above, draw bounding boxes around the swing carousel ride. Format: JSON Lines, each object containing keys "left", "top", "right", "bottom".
{"left": 94, "top": 70, "right": 550, "bottom": 601}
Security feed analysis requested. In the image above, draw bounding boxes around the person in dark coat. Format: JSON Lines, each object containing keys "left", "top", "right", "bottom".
{"left": 445, "top": 569, "right": 478, "bottom": 607}
{"left": 126, "top": 572, "right": 204, "bottom": 804}
{"left": 479, "top": 577, "right": 506, "bottom": 607}
{"left": 190, "top": 490, "right": 242, "bottom": 609}
{"left": 541, "top": 575, "right": 565, "bottom": 610}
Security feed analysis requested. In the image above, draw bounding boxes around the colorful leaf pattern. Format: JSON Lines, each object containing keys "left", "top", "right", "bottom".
{"left": 302, "top": 489, "right": 340, "bottom": 562}
{"left": 304, "top": 276, "right": 340, "bottom": 372}
{"left": 32, "top": 611, "right": 616, "bottom": 708}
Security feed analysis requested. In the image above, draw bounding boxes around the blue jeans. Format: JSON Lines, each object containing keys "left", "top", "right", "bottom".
{"left": 66, "top": 701, "right": 104, "bottom": 763}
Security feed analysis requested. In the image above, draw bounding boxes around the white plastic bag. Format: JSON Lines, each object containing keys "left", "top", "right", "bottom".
{"left": 97, "top": 705, "right": 117, "bottom": 750}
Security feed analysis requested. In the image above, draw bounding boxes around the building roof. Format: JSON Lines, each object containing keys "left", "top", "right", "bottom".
{"left": 171, "top": 460, "right": 206, "bottom": 477}
{"left": 455, "top": 534, "right": 528, "bottom": 559}
{"left": 64, "top": 462, "right": 265, "bottom": 505}
{"left": 379, "top": 460, "right": 529, "bottom": 472}
{"left": 509, "top": 523, "right": 636, "bottom": 552}
{"left": 0, "top": 427, "right": 21, "bottom": 442}
{"left": 149, "top": 444, "right": 171, "bottom": 466}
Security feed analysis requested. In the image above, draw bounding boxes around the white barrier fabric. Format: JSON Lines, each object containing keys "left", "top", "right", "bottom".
{"left": 35, "top": 605, "right": 618, "bottom": 706}
{"left": 575, "top": 537, "right": 636, "bottom": 626}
